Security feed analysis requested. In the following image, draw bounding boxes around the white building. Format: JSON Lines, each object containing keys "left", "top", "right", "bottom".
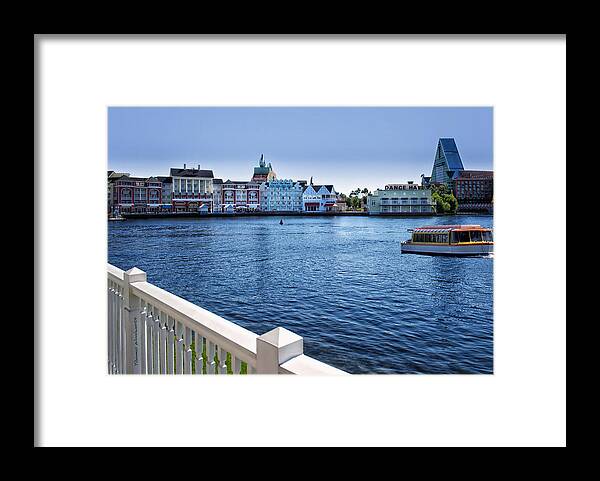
{"left": 170, "top": 164, "right": 214, "bottom": 213}
{"left": 260, "top": 179, "right": 304, "bottom": 212}
{"left": 367, "top": 182, "right": 435, "bottom": 215}
{"left": 212, "top": 178, "right": 223, "bottom": 212}
{"left": 302, "top": 183, "right": 338, "bottom": 212}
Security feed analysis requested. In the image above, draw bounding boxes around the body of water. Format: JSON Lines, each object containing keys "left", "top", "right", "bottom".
{"left": 108, "top": 215, "right": 493, "bottom": 374}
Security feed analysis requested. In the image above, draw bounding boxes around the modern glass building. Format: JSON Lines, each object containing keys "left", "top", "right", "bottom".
{"left": 430, "top": 138, "right": 465, "bottom": 186}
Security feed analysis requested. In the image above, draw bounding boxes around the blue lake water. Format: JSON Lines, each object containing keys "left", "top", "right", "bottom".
{"left": 108, "top": 215, "right": 493, "bottom": 374}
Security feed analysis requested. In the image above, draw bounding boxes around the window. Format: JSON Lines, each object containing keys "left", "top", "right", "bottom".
{"left": 482, "top": 231, "right": 493, "bottom": 242}
{"left": 458, "top": 231, "right": 470, "bottom": 243}
{"left": 470, "top": 231, "right": 483, "bottom": 242}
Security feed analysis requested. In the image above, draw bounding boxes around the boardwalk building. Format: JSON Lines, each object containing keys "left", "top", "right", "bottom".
{"left": 222, "top": 180, "right": 262, "bottom": 212}
{"left": 302, "top": 182, "right": 338, "bottom": 212}
{"left": 107, "top": 171, "right": 130, "bottom": 214}
{"left": 212, "top": 178, "right": 223, "bottom": 213}
{"left": 260, "top": 179, "right": 304, "bottom": 212}
{"left": 367, "top": 182, "right": 435, "bottom": 215}
{"left": 170, "top": 164, "right": 214, "bottom": 213}
{"left": 108, "top": 173, "right": 167, "bottom": 215}
{"left": 156, "top": 176, "right": 173, "bottom": 212}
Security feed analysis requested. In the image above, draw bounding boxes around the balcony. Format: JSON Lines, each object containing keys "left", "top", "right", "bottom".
{"left": 108, "top": 264, "right": 347, "bottom": 375}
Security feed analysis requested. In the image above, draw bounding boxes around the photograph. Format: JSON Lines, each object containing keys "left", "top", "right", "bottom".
{"left": 106, "top": 107, "right": 494, "bottom": 375}
{"left": 36, "top": 34, "right": 565, "bottom": 447}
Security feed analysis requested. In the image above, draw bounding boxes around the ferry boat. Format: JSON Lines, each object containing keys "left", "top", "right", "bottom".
{"left": 401, "top": 225, "right": 493, "bottom": 256}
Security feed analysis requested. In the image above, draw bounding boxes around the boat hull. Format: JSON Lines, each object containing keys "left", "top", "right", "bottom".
{"left": 401, "top": 242, "right": 493, "bottom": 256}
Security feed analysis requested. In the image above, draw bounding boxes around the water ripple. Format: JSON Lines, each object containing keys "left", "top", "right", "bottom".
{"left": 108, "top": 215, "right": 493, "bottom": 374}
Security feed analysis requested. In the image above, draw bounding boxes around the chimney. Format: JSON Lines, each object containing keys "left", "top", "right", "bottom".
{"left": 198, "top": 164, "right": 201, "bottom": 171}
{"left": 183, "top": 163, "right": 186, "bottom": 169}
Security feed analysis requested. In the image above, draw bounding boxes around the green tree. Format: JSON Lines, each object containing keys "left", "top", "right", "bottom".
{"left": 443, "top": 192, "right": 458, "bottom": 213}
{"left": 432, "top": 190, "right": 458, "bottom": 214}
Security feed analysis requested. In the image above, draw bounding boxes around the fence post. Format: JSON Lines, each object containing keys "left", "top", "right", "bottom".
{"left": 256, "top": 327, "right": 303, "bottom": 374}
{"left": 123, "top": 267, "right": 147, "bottom": 374}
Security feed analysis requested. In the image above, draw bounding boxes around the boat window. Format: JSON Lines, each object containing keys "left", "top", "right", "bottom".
{"left": 458, "top": 231, "right": 471, "bottom": 243}
{"left": 470, "top": 231, "right": 483, "bottom": 242}
{"left": 482, "top": 231, "right": 493, "bottom": 242}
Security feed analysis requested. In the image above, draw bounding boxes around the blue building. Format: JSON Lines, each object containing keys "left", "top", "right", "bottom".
{"left": 260, "top": 179, "right": 305, "bottom": 212}
{"left": 430, "top": 138, "right": 465, "bottom": 187}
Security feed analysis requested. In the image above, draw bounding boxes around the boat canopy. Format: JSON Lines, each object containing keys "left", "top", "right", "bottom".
{"left": 414, "top": 225, "right": 491, "bottom": 233}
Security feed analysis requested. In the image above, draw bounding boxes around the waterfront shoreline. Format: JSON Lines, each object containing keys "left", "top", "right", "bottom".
{"left": 117, "top": 211, "right": 492, "bottom": 220}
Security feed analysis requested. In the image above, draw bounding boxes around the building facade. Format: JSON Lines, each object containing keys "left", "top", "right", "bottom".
{"left": 156, "top": 176, "right": 173, "bottom": 212}
{"left": 453, "top": 170, "right": 493, "bottom": 213}
{"left": 221, "top": 180, "right": 262, "bottom": 212}
{"left": 260, "top": 179, "right": 304, "bottom": 212}
{"left": 367, "top": 182, "right": 435, "bottom": 215}
{"left": 107, "top": 171, "right": 131, "bottom": 214}
{"left": 212, "top": 178, "right": 223, "bottom": 213}
{"left": 430, "top": 138, "right": 465, "bottom": 187}
{"left": 108, "top": 174, "right": 166, "bottom": 214}
{"left": 170, "top": 164, "right": 214, "bottom": 213}
{"left": 302, "top": 183, "right": 338, "bottom": 212}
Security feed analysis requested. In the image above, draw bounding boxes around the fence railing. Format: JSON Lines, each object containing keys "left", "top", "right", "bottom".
{"left": 108, "top": 264, "right": 348, "bottom": 375}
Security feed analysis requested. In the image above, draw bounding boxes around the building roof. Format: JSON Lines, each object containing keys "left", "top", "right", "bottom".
{"left": 253, "top": 154, "right": 273, "bottom": 175}
{"left": 170, "top": 168, "right": 214, "bottom": 178}
{"left": 213, "top": 178, "right": 223, "bottom": 184}
{"left": 455, "top": 170, "right": 493, "bottom": 179}
{"left": 116, "top": 176, "right": 147, "bottom": 182}
{"left": 108, "top": 171, "right": 130, "bottom": 180}
{"left": 156, "top": 176, "right": 172, "bottom": 183}
{"left": 224, "top": 180, "right": 251, "bottom": 185}
{"left": 304, "top": 184, "right": 335, "bottom": 194}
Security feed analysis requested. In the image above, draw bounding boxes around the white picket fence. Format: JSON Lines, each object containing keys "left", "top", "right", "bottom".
{"left": 108, "top": 264, "right": 348, "bottom": 375}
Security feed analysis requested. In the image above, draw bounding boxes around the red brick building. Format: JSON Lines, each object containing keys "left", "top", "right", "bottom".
{"left": 452, "top": 170, "right": 493, "bottom": 213}
{"left": 108, "top": 174, "right": 170, "bottom": 214}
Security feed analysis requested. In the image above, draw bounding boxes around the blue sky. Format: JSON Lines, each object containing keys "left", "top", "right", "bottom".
{"left": 108, "top": 107, "right": 493, "bottom": 195}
